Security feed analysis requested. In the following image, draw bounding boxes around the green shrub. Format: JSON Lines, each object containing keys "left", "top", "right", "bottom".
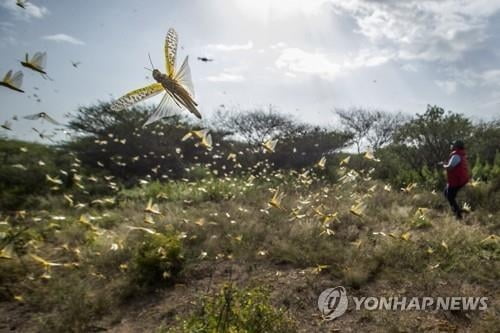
{"left": 372, "top": 228, "right": 500, "bottom": 284}
{"left": 129, "top": 232, "right": 184, "bottom": 288}
{"left": 0, "top": 139, "right": 73, "bottom": 210}
{"left": 168, "top": 284, "right": 297, "bottom": 333}
{"left": 464, "top": 179, "right": 500, "bottom": 213}
{"left": 30, "top": 271, "right": 110, "bottom": 333}
{"left": 121, "top": 177, "right": 251, "bottom": 204}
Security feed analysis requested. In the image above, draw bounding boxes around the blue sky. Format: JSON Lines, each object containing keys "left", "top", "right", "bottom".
{"left": 1, "top": 0, "right": 500, "bottom": 142}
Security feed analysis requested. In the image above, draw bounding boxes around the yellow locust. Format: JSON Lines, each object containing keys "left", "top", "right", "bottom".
{"left": 111, "top": 28, "right": 201, "bottom": 126}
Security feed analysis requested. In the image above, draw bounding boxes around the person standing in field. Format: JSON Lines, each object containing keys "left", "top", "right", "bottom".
{"left": 442, "top": 140, "right": 470, "bottom": 219}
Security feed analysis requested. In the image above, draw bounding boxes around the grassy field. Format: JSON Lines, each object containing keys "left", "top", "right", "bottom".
{"left": 1, "top": 165, "right": 499, "bottom": 332}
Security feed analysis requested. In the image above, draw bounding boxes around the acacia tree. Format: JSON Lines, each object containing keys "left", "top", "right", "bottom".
{"left": 66, "top": 102, "right": 226, "bottom": 182}
{"left": 212, "top": 105, "right": 304, "bottom": 146}
{"left": 66, "top": 102, "right": 352, "bottom": 181}
{"left": 367, "top": 111, "right": 408, "bottom": 150}
{"left": 335, "top": 108, "right": 373, "bottom": 153}
{"left": 212, "top": 106, "right": 351, "bottom": 170}
{"left": 269, "top": 126, "right": 352, "bottom": 170}
{"left": 334, "top": 107, "right": 406, "bottom": 152}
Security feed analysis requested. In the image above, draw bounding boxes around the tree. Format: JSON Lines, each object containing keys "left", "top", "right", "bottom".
{"left": 269, "top": 125, "right": 352, "bottom": 170}
{"left": 367, "top": 111, "right": 408, "bottom": 150}
{"left": 0, "top": 138, "right": 73, "bottom": 209}
{"left": 469, "top": 120, "right": 500, "bottom": 164}
{"left": 334, "top": 107, "right": 373, "bottom": 153}
{"left": 334, "top": 107, "right": 406, "bottom": 152}
{"left": 66, "top": 102, "right": 224, "bottom": 183}
{"left": 393, "top": 105, "right": 473, "bottom": 169}
{"left": 212, "top": 106, "right": 303, "bottom": 146}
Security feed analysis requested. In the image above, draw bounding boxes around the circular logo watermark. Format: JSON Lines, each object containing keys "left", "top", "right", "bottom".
{"left": 318, "top": 286, "right": 348, "bottom": 320}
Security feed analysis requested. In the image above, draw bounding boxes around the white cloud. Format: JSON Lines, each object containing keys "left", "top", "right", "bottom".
{"left": 435, "top": 80, "right": 457, "bottom": 95}
{"left": 0, "top": 35, "right": 16, "bottom": 46}
{"left": 275, "top": 47, "right": 393, "bottom": 80}
{"left": 0, "top": 21, "right": 14, "bottom": 34}
{"left": 1, "top": 0, "right": 49, "bottom": 20}
{"left": 479, "top": 98, "right": 500, "bottom": 109}
{"left": 275, "top": 48, "right": 341, "bottom": 80}
{"left": 435, "top": 67, "right": 500, "bottom": 95}
{"left": 234, "top": 0, "right": 330, "bottom": 19}
{"left": 207, "top": 72, "right": 245, "bottom": 82}
{"left": 345, "top": 48, "right": 394, "bottom": 68}
{"left": 0, "top": 21, "right": 14, "bottom": 29}
{"left": 270, "top": 42, "right": 287, "bottom": 49}
{"left": 330, "top": 0, "right": 500, "bottom": 62}
{"left": 401, "top": 63, "right": 418, "bottom": 72}
{"left": 0, "top": 21, "right": 17, "bottom": 46}
{"left": 24, "top": 1, "right": 48, "bottom": 18}
{"left": 42, "top": 33, "right": 85, "bottom": 45}
{"left": 207, "top": 41, "right": 253, "bottom": 51}
{"left": 481, "top": 69, "right": 500, "bottom": 83}
{"left": 443, "top": 68, "right": 479, "bottom": 88}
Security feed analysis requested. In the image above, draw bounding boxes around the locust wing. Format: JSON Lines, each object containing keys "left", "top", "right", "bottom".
{"left": 2, "top": 70, "right": 12, "bottom": 82}
{"left": 42, "top": 113, "right": 61, "bottom": 126}
{"left": 165, "top": 28, "right": 178, "bottom": 77}
{"left": 9, "top": 71, "right": 23, "bottom": 89}
{"left": 110, "top": 83, "right": 164, "bottom": 111}
{"left": 24, "top": 114, "right": 41, "bottom": 121}
{"left": 1, "top": 121, "right": 12, "bottom": 130}
{"left": 143, "top": 91, "right": 184, "bottom": 127}
{"left": 0, "top": 70, "right": 24, "bottom": 92}
{"left": 174, "top": 56, "right": 195, "bottom": 98}
{"left": 31, "top": 52, "right": 47, "bottom": 70}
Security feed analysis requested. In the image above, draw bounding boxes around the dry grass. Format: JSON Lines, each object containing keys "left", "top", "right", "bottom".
{"left": 0, "top": 172, "right": 499, "bottom": 332}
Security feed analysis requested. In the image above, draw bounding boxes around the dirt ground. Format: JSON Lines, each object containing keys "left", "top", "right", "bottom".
{"left": 2, "top": 259, "right": 495, "bottom": 333}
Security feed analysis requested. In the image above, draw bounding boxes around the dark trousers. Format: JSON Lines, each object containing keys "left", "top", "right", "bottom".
{"left": 444, "top": 184, "right": 464, "bottom": 219}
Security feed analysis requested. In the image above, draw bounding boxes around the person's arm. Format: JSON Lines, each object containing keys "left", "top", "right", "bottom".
{"left": 443, "top": 154, "right": 461, "bottom": 169}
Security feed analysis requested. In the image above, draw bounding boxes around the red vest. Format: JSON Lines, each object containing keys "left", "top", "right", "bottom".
{"left": 446, "top": 149, "right": 469, "bottom": 187}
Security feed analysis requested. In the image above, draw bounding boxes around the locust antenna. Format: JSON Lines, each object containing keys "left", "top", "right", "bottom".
{"left": 148, "top": 53, "right": 155, "bottom": 70}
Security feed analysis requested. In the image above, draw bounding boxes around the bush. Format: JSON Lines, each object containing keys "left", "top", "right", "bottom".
{"left": 168, "top": 284, "right": 297, "bottom": 333}
{"left": 30, "top": 271, "right": 110, "bottom": 333}
{"left": 0, "top": 139, "right": 73, "bottom": 210}
{"left": 464, "top": 178, "right": 500, "bottom": 213}
{"left": 129, "top": 232, "right": 184, "bottom": 288}
{"left": 121, "top": 177, "right": 252, "bottom": 204}
{"left": 372, "top": 228, "right": 500, "bottom": 284}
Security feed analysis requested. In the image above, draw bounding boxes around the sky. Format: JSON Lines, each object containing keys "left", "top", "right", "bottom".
{"left": 1, "top": 0, "right": 500, "bottom": 142}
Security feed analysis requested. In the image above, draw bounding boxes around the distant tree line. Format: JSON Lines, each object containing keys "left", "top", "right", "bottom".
{"left": 1, "top": 101, "right": 500, "bottom": 210}
{"left": 335, "top": 105, "right": 500, "bottom": 186}
{"left": 63, "top": 102, "right": 500, "bottom": 187}
{"left": 64, "top": 103, "right": 352, "bottom": 183}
